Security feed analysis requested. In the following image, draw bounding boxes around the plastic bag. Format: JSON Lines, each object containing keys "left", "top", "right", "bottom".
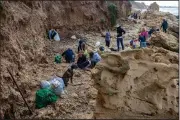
{"left": 40, "top": 80, "right": 51, "bottom": 89}
{"left": 95, "top": 41, "right": 100, "bottom": 47}
{"left": 49, "top": 77, "right": 65, "bottom": 96}
{"left": 55, "top": 54, "right": 61, "bottom": 63}
{"left": 35, "top": 88, "right": 58, "bottom": 109}
{"left": 54, "top": 33, "right": 60, "bottom": 41}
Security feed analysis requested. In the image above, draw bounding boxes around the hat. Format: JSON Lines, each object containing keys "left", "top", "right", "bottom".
{"left": 116, "top": 24, "right": 120, "bottom": 27}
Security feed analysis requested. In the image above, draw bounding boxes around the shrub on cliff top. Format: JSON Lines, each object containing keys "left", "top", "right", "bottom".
{"left": 0, "top": 0, "right": 3, "bottom": 12}
{"left": 108, "top": 3, "right": 117, "bottom": 27}
{"left": 100, "top": 18, "right": 105, "bottom": 24}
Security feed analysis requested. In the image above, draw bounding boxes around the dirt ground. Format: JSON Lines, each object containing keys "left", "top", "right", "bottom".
{"left": 12, "top": 19, "right": 143, "bottom": 119}
{"left": 0, "top": 1, "right": 178, "bottom": 118}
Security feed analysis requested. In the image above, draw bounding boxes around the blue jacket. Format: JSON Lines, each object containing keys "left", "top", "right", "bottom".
{"left": 62, "top": 48, "right": 75, "bottom": 63}
{"left": 105, "top": 32, "right": 111, "bottom": 41}
{"left": 91, "top": 52, "right": 101, "bottom": 63}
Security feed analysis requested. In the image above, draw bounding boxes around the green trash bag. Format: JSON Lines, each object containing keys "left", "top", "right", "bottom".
{"left": 35, "top": 88, "right": 58, "bottom": 109}
{"left": 55, "top": 54, "right": 61, "bottom": 63}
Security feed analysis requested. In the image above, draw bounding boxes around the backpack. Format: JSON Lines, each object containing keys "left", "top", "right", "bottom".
{"left": 35, "top": 88, "right": 58, "bottom": 109}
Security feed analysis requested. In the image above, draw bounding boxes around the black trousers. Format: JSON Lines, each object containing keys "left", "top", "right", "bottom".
{"left": 163, "top": 28, "right": 167, "bottom": 33}
{"left": 105, "top": 40, "right": 110, "bottom": 47}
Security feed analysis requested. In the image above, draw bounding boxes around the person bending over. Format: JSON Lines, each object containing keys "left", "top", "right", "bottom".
{"left": 77, "top": 53, "right": 91, "bottom": 70}
{"left": 78, "top": 39, "right": 86, "bottom": 53}
{"left": 89, "top": 51, "right": 101, "bottom": 68}
{"left": 62, "top": 48, "right": 75, "bottom": 63}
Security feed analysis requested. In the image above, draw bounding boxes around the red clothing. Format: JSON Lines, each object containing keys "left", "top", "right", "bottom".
{"left": 140, "top": 31, "right": 148, "bottom": 38}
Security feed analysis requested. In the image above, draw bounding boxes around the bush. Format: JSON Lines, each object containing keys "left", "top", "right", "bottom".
{"left": 0, "top": 1, "right": 3, "bottom": 12}
{"left": 108, "top": 3, "right": 117, "bottom": 27}
{"left": 100, "top": 18, "right": 105, "bottom": 23}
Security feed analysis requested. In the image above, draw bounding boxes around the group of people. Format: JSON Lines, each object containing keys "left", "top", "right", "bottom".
{"left": 105, "top": 24, "right": 126, "bottom": 51}
{"left": 61, "top": 39, "right": 101, "bottom": 71}
{"left": 104, "top": 18, "right": 168, "bottom": 50}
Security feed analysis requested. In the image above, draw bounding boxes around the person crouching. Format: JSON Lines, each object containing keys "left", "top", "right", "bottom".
{"left": 62, "top": 48, "right": 75, "bottom": 63}
{"left": 77, "top": 53, "right": 91, "bottom": 70}
{"left": 89, "top": 51, "right": 101, "bottom": 68}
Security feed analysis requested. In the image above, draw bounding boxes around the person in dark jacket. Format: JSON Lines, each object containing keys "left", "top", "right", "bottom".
{"left": 62, "top": 48, "right": 75, "bottom": 63}
{"left": 148, "top": 27, "right": 155, "bottom": 37}
{"left": 78, "top": 39, "right": 86, "bottom": 53}
{"left": 116, "top": 25, "right": 126, "bottom": 51}
{"left": 161, "top": 19, "right": 168, "bottom": 33}
{"left": 77, "top": 54, "right": 91, "bottom": 70}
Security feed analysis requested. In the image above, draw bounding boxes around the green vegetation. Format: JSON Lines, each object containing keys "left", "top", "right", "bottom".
{"left": 100, "top": 18, "right": 105, "bottom": 24}
{"left": 0, "top": 0, "right": 3, "bottom": 12}
{"left": 108, "top": 3, "right": 118, "bottom": 27}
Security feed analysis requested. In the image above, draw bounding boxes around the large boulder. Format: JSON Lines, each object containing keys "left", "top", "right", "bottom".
{"left": 148, "top": 2, "right": 159, "bottom": 11}
{"left": 168, "top": 20, "right": 179, "bottom": 38}
{"left": 92, "top": 48, "right": 178, "bottom": 119}
{"left": 149, "top": 32, "right": 178, "bottom": 52}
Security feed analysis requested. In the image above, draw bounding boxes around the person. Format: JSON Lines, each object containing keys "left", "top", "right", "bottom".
{"left": 148, "top": 27, "right": 156, "bottom": 37}
{"left": 89, "top": 51, "right": 101, "bottom": 68}
{"left": 130, "top": 39, "right": 134, "bottom": 47}
{"left": 78, "top": 39, "right": 86, "bottom": 53}
{"left": 105, "top": 29, "right": 111, "bottom": 47}
{"left": 99, "top": 46, "right": 105, "bottom": 52}
{"left": 62, "top": 48, "right": 75, "bottom": 63}
{"left": 161, "top": 19, "right": 168, "bottom": 33}
{"left": 134, "top": 13, "right": 138, "bottom": 19}
{"left": 139, "top": 27, "right": 148, "bottom": 48}
{"left": 76, "top": 53, "right": 91, "bottom": 70}
{"left": 98, "top": 46, "right": 105, "bottom": 55}
{"left": 48, "top": 29, "right": 57, "bottom": 40}
{"left": 116, "top": 24, "right": 126, "bottom": 51}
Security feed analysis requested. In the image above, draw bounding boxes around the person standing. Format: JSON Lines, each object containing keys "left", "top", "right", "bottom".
{"left": 139, "top": 27, "right": 148, "bottom": 48}
{"left": 105, "top": 29, "right": 111, "bottom": 47}
{"left": 116, "top": 24, "right": 126, "bottom": 51}
{"left": 161, "top": 19, "right": 168, "bottom": 33}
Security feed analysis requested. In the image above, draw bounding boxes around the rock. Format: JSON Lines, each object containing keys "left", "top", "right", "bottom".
{"left": 71, "top": 93, "right": 78, "bottom": 98}
{"left": 88, "top": 87, "right": 98, "bottom": 99}
{"left": 149, "top": 32, "right": 178, "bottom": 52}
{"left": 168, "top": 21, "right": 179, "bottom": 37}
{"left": 74, "top": 71, "right": 81, "bottom": 77}
{"left": 89, "top": 100, "right": 96, "bottom": 107}
{"left": 148, "top": 2, "right": 159, "bottom": 11}
{"left": 92, "top": 48, "right": 178, "bottom": 119}
{"left": 71, "top": 35, "right": 77, "bottom": 40}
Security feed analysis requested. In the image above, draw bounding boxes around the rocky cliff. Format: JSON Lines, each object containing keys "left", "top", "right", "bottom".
{"left": 148, "top": 2, "right": 159, "bottom": 11}
{"left": 0, "top": 1, "right": 131, "bottom": 119}
{"left": 92, "top": 47, "right": 178, "bottom": 119}
{"left": 130, "top": 1, "right": 147, "bottom": 10}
